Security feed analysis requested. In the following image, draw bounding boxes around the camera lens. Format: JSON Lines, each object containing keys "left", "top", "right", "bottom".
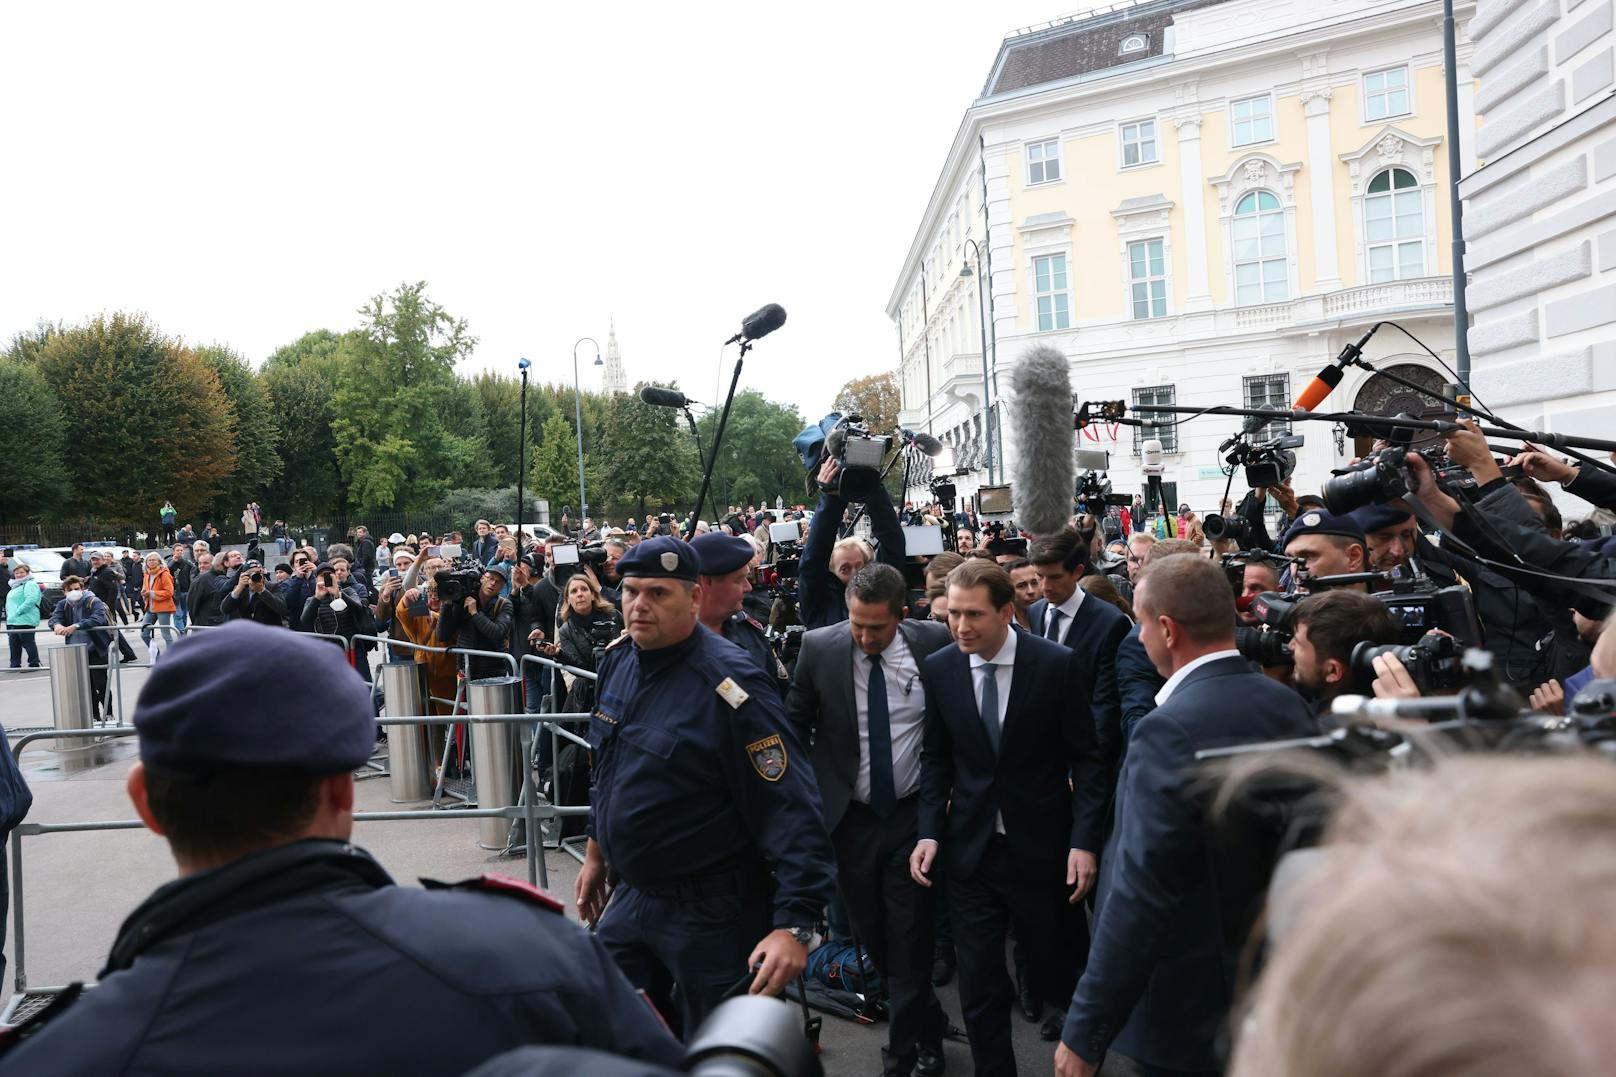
{"left": 1322, "top": 454, "right": 1408, "bottom": 515}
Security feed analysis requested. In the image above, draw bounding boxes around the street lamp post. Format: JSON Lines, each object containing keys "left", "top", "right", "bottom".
{"left": 516, "top": 357, "right": 530, "bottom": 545}
{"left": 571, "top": 337, "right": 603, "bottom": 524}
{"left": 960, "top": 240, "right": 995, "bottom": 483}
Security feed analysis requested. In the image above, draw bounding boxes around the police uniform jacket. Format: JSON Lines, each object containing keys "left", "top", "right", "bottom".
{"left": 588, "top": 624, "right": 836, "bottom": 928}
{"left": 721, "top": 611, "right": 790, "bottom": 697}
{"left": 0, "top": 840, "right": 682, "bottom": 1076}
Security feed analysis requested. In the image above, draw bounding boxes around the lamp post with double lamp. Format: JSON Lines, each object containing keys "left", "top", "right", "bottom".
{"left": 571, "top": 337, "right": 603, "bottom": 523}
{"left": 959, "top": 239, "right": 996, "bottom": 483}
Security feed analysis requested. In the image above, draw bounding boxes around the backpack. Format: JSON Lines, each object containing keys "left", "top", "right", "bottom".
{"left": 805, "top": 939, "right": 882, "bottom": 994}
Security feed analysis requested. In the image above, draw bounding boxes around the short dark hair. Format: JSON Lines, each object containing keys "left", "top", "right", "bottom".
{"left": 847, "top": 563, "right": 907, "bottom": 617}
{"left": 143, "top": 765, "right": 325, "bottom": 864}
{"left": 1293, "top": 591, "right": 1401, "bottom": 671}
{"left": 947, "top": 558, "right": 1014, "bottom": 609}
{"left": 1029, "top": 526, "right": 1090, "bottom": 574}
{"left": 1512, "top": 476, "right": 1562, "bottom": 532}
{"left": 1136, "top": 556, "right": 1234, "bottom": 644}
{"left": 923, "top": 552, "right": 965, "bottom": 586}
{"left": 1005, "top": 557, "right": 1032, "bottom": 573}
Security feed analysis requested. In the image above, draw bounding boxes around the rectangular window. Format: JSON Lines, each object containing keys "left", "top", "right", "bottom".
{"left": 1231, "top": 95, "right": 1273, "bottom": 146}
{"left": 1132, "top": 384, "right": 1178, "bottom": 453}
{"left": 1243, "top": 374, "right": 1291, "bottom": 439}
{"left": 1120, "top": 119, "right": 1158, "bottom": 167}
{"left": 1026, "top": 139, "right": 1061, "bottom": 185}
{"left": 1033, "top": 253, "right": 1070, "bottom": 331}
{"left": 1364, "top": 66, "right": 1411, "bottom": 121}
{"left": 1127, "top": 239, "right": 1167, "bottom": 319}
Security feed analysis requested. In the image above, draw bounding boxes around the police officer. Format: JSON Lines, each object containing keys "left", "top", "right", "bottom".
{"left": 691, "top": 531, "right": 790, "bottom": 697}
{"left": 0, "top": 621, "right": 681, "bottom": 1076}
{"left": 576, "top": 536, "right": 837, "bottom": 1038}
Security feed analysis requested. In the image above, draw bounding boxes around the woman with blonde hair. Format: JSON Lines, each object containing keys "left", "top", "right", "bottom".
{"left": 140, "top": 552, "right": 177, "bottom": 652}
{"left": 537, "top": 571, "right": 623, "bottom": 713}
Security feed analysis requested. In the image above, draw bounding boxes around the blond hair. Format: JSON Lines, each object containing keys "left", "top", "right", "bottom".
{"left": 1230, "top": 755, "right": 1616, "bottom": 1077}
{"left": 831, "top": 535, "right": 874, "bottom": 564}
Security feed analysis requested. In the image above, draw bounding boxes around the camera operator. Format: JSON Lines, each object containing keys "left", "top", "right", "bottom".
{"left": 280, "top": 551, "right": 319, "bottom": 632}
{"left": 1287, "top": 591, "right": 1401, "bottom": 719}
{"left": 799, "top": 457, "right": 906, "bottom": 629}
{"left": 300, "top": 563, "right": 364, "bottom": 648}
{"left": 220, "top": 559, "right": 288, "bottom": 627}
{"left": 188, "top": 548, "right": 239, "bottom": 629}
{"left": 393, "top": 555, "right": 458, "bottom": 716}
{"left": 691, "top": 533, "right": 790, "bottom": 696}
{"left": 436, "top": 563, "right": 513, "bottom": 679}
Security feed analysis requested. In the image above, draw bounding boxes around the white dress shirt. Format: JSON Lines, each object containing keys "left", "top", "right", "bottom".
{"left": 851, "top": 629, "right": 926, "bottom": 802}
{"left": 1042, "top": 587, "right": 1086, "bottom": 645}
{"left": 969, "top": 628, "right": 1018, "bottom": 834}
{"left": 1154, "top": 649, "right": 1242, "bottom": 705}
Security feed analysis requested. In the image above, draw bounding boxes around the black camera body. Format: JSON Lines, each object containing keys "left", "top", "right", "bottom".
{"left": 820, "top": 415, "right": 893, "bottom": 502}
{"left": 1203, "top": 513, "right": 1251, "bottom": 543}
{"left": 1372, "top": 574, "right": 1481, "bottom": 648}
{"left": 1075, "top": 470, "right": 1131, "bottom": 508}
{"left": 1226, "top": 433, "right": 1303, "bottom": 489}
{"left": 1352, "top": 629, "right": 1466, "bottom": 694}
{"left": 434, "top": 556, "right": 486, "bottom": 604}
{"left": 1233, "top": 589, "right": 1299, "bottom": 667}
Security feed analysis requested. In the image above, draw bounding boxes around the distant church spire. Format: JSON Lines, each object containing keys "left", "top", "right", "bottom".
{"left": 602, "top": 319, "right": 628, "bottom": 395}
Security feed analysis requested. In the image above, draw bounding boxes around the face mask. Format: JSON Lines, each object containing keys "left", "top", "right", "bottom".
{"left": 65, "top": 590, "right": 86, "bottom": 604}
{"left": 330, "top": 597, "right": 348, "bottom": 613}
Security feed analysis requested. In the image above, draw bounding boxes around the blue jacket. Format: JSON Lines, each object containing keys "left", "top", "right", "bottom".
{"left": 587, "top": 625, "right": 836, "bottom": 928}
{"left": 0, "top": 840, "right": 681, "bottom": 1076}
{"left": 798, "top": 488, "right": 904, "bottom": 630}
{"left": 1027, "top": 594, "right": 1131, "bottom": 771}
{"left": 47, "top": 595, "right": 110, "bottom": 654}
{"left": 1062, "top": 655, "right": 1314, "bottom": 1071}
{"left": 1114, "top": 624, "right": 1165, "bottom": 746}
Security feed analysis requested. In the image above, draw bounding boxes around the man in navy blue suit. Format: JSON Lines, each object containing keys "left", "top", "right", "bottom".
{"left": 910, "top": 559, "right": 1108, "bottom": 1077}
{"left": 1056, "top": 555, "right": 1315, "bottom": 1077}
{"left": 1025, "top": 526, "right": 1131, "bottom": 774}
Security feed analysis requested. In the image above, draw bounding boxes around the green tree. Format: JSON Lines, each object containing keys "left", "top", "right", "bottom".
{"left": 832, "top": 371, "right": 905, "bottom": 499}
{"left": 30, "top": 313, "right": 237, "bottom": 523}
{"left": 696, "top": 391, "right": 805, "bottom": 512}
{"left": 197, "top": 343, "right": 283, "bottom": 521}
{"left": 0, "top": 356, "right": 70, "bottom": 520}
{"left": 469, "top": 371, "right": 525, "bottom": 488}
{"left": 529, "top": 412, "right": 587, "bottom": 516}
{"left": 262, "top": 330, "right": 348, "bottom": 520}
{"left": 593, "top": 382, "right": 700, "bottom": 518}
{"left": 328, "top": 281, "right": 478, "bottom": 512}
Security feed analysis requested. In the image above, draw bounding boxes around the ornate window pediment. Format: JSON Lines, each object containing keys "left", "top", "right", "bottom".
{"left": 1209, "top": 153, "right": 1302, "bottom": 218}
{"left": 1339, "top": 126, "right": 1442, "bottom": 196}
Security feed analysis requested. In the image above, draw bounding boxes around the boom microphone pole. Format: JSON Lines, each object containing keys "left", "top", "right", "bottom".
{"left": 688, "top": 305, "right": 788, "bottom": 539}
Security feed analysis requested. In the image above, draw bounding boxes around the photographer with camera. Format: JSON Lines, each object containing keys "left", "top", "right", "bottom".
{"left": 1286, "top": 591, "right": 1401, "bottom": 719}
{"left": 220, "top": 559, "right": 288, "bottom": 627}
{"left": 435, "top": 562, "right": 513, "bottom": 680}
{"left": 300, "top": 563, "right": 365, "bottom": 649}
{"left": 799, "top": 453, "right": 906, "bottom": 630}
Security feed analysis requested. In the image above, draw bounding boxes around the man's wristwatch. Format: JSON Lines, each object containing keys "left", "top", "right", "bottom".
{"left": 783, "top": 926, "right": 814, "bottom": 946}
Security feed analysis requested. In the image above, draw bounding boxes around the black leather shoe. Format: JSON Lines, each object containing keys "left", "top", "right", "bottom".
{"left": 931, "top": 949, "right": 956, "bottom": 987}
{"left": 1039, "top": 1013, "right": 1064, "bottom": 1042}
{"left": 916, "top": 1042, "right": 945, "bottom": 1076}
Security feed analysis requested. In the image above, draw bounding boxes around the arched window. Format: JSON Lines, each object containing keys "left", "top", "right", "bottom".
{"left": 1232, "top": 190, "right": 1287, "bottom": 304}
{"left": 1119, "top": 34, "right": 1147, "bottom": 54}
{"left": 1365, "top": 167, "right": 1424, "bottom": 282}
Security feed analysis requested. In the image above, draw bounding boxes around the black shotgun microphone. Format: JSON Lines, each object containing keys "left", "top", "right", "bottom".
{"left": 639, "top": 386, "right": 692, "bottom": 409}
{"left": 724, "top": 303, "right": 787, "bottom": 345}
{"left": 901, "top": 429, "right": 945, "bottom": 457}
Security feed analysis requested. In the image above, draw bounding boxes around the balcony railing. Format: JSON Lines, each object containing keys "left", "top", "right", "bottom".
{"left": 1322, "top": 276, "right": 1453, "bottom": 318}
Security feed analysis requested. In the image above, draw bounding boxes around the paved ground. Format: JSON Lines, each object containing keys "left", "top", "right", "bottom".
{"left": 0, "top": 633, "right": 1140, "bottom": 1075}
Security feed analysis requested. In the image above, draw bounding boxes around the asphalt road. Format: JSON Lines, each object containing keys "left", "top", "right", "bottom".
{"left": 0, "top": 633, "right": 1142, "bottom": 1076}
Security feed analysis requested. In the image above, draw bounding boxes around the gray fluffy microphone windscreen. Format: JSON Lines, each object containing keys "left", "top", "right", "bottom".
{"left": 1010, "top": 345, "right": 1076, "bottom": 537}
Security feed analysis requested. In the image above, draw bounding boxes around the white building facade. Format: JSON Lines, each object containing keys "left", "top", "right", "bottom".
{"left": 889, "top": 0, "right": 1476, "bottom": 518}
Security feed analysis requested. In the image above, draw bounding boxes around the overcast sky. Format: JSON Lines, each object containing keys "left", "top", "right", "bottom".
{"left": 0, "top": 1, "right": 1076, "bottom": 421}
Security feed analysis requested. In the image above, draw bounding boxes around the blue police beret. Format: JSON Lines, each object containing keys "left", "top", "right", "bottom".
{"left": 690, "top": 532, "right": 753, "bottom": 576}
{"left": 1282, "top": 508, "right": 1367, "bottom": 549}
{"left": 133, "top": 621, "right": 377, "bottom": 773}
{"left": 616, "top": 535, "right": 699, "bottom": 582}
{"left": 1349, "top": 503, "right": 1416, "bottom": 534}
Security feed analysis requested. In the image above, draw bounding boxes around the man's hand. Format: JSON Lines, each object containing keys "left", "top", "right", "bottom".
{"left": 1402, "top": 452, "right": 1461, "bottom": 529}
{"left": 463, "top": 596, "right": 478, "bottom": 616}
{"left": 1371, "top": 653, "right": 1421, "bottom": 700}
{"left": 53, "top": 624, "right": 72, "bottom": 637}
{"left": 527, "top": 628, "right": 546, "bottom": 646}
{"left": 1529, "top": 679, "right": 1565, "bottom": 716}
{"left": 908, "top": 839, "right": 937, "bottom": 887}
{"left": 234, "top": 573, "right": 250, "bottom": 594}
{"left": 1054, "top": 1041, "right": 1097, "bottom": 1077}
{"left": 575, "top": 841, "right": 609, "bottom": 925}
{"left": 1510, "top": 443, "right": 1577, "bottom": 486}
{"left": 1443, "top": 419, "right": 1503, "bottom": 485}
{"left": 1067, "top": 849, "right": 1098, "bottom": 903}
{"left": 816, "top": 457, "right": 841, "bottom": 489}
{"left": 1263, "top": 478, "right": 1299, "bottom": 518}
{"left": 748, "top": 929, "right": 808, "bottom": 997}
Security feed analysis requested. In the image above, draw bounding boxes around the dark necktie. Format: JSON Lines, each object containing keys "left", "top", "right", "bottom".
{"left": 1045, "top": 607, "right": 1064, "bottom": 641}
{"left": 977, "top": 662, "right": 1000, "bottom": 753}
{"left": 867, "top": 654, "right": 896, "bottom": 817}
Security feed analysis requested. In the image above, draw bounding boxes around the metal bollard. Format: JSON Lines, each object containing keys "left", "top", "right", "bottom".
{"left": 467, "top": 676, "right": 520, "bottom": 849}
{"left": 381, "top": 662, "right": 431, "bottom": 803}
{"left": 47, "top": 644, "right": 98, "bottom": 762}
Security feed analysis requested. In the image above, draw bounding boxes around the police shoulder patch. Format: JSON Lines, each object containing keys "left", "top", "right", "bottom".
{"left": 421, "top": 872, "right": 565, "bottom": 915}
{"left": 716, "top": 676, "right": 750, "bottom": 709}
{"left": 746, "top": 734, "right": 788, "bottom": 782}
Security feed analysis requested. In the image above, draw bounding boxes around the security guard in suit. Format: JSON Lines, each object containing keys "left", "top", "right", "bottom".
{"left": 576, "top": 536, "right": 837, "bottom": 1038}
{"left": 692, "top": 531, "right": 791, "bottom": 697}
{"left": 0, "top": 621, "right": 682, "bottom": 1077}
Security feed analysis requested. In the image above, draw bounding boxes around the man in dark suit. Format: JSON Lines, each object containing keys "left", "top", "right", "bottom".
{"left": 1025, "top": 527, "right": 1130, "bottom": 773}
{"left": 910, "top": 558, "right": 1107, "bottom": 1077}
{"left": 1056, "top": 555, "right": 1315, "bottom": 1077}
{"left": 788, "top": 563, "right": 949, "bottom": 1077}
